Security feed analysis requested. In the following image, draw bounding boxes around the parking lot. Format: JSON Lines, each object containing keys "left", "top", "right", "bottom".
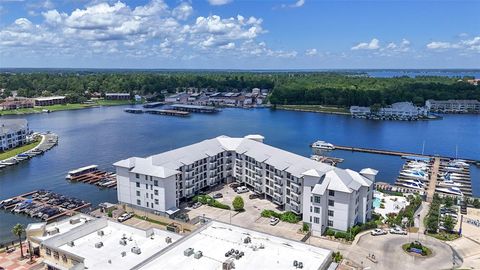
{"left": 183, "top": 183, "right": 304, "bottom": 240}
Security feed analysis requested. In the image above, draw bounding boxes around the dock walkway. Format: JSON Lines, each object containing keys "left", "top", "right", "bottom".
{"left": 426, "top": 158, "right": 440, "bottom": 202}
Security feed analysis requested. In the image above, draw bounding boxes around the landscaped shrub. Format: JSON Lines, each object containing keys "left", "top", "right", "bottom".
{"left": 332, "top": 251, "right": 343, "bottom": 263}
{"left": 302, "top": 222, "right": 310, "bottom": 232}
{"left": 260, "top": 210, "right": 299, "bottom": 223}
{"left": 325, "top": 228, "right": 336, "bottom": 237}
{"left": 193, "top": 195, "right": 231, "bottom": 210}
{"left": 334, "top": 231, "right": 348, "bottom": 239}
{"left": 232, "top": 196, "right": 244, "bottom": 211}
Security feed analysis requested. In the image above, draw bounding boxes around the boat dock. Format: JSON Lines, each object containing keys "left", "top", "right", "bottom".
{"left": 124, "top": 108, "right": 144, "bottom": 114}
{"left": 0, "top": 132, "right": 59, "bottom": 169}
{"left": 143, "top": 102, "right": 166, "bottom": 108}
{"left": 0, "top": 190, "right": 90, "bottom": 222}
{"left": 145, "top": 109, "right": 190, "bottom": 117}
{"left": 334, "top": 144, "right": 480, "bottom": 166}
{"left": 170, "top": 104, "right": 218, "bottom": 113}
{"left": 310, "top": 155, "right": 344, "bottom": 166}
{"left": 68, "top": 166, "right": 117, "bottom": 188}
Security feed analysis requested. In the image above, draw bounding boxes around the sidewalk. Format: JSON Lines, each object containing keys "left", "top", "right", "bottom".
{"left": 0, "top": 243, "right": 43, "bottom": 270}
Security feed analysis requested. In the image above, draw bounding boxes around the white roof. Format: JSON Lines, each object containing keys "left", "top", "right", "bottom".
{"left": 43, "top": 218, "right": 181, "bottom": 270}
{"left": 68, "top": 165, "right": 98, "bottom": 175}
{"left": 360, "top": 168, "right": 379, "bottom": 176}
{"left": 32, "top": 214, "right": 94, "bottom": 242}
{"left": 311, "top": 168, "right": 372, "bottom": 195}
{"left": 135, "top": 221, "right": 331, "bottom": 270}
{"left": 35, "top": 96, "right": 65, "bottom": 101}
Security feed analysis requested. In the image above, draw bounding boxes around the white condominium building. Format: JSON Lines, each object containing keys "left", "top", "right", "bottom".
{"left": 114, "top": 135, "right": 377, "bottom": 234}
{"left": 0, "top": 119, "right": 29, "bottom": 151}
{"left": 426, "top": 99, "right": 480, "bottom": 113}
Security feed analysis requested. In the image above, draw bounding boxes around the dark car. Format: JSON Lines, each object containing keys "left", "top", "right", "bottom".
{"left": 229, "top": 182, "right": 241, "bottom": 189}
{"left": 249, "top": 193, "right": 261, "bottom": 199}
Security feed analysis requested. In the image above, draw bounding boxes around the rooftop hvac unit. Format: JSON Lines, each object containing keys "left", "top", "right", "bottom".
{"left": 184, "top": 248, "right": 194, "bottom": 257}
{"left": 67, "top": 241, "right": 75, "bottom": 247}
{"left": 298, "top": 262, "right": 303, "bottom": 269}
{"left": 95, "top": 242, "right": 103, "bottom": 248}
{"left": 121, "top": 251, "right": 126, "bottom": 257}
{"left": 165, "top": 237, "right": 172, "bottom": 244}
{"left": 222, "top": 258, "right": 235, "bottom": 270}
{"left": 47, "top": 227, "right": 59, "bottom": 235}
{"left": 97, "top": 230, "right": 104, "bottom": 236}
{"left": 69, "top": 218, "right": 81, "bottom": 225}
{"left": 243, "top": 237, "right": 251, "bottom": 244}
{"left": 119, "top": 239, "right": 127, "bottom": 246}
{"left": 194, "top": 251, "right": 203, "bottom": 259}
{"left": 131, "top": 247, "right": 141, "bottom": 255}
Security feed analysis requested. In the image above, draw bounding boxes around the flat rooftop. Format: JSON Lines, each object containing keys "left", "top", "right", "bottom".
{"left": 135, "top": 221, "right": 332, "bottom": 270}
{"left": 56, "top": 220, "right": 181, "bottom": 270}
{"left": 29, "top": 214, "right": 94, "bottom": 242}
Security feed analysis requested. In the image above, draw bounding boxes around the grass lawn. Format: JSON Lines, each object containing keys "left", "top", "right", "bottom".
{"left": 0, "top": 99, "right": 138, "bottom": 115}
{"left": 0, "top": 138, "right": 41, "bottom": 160}
{"left": 276, "top": 105, "right": 350, "bottom": 115}
{"left": 133, "top": 214, "right": 170, "bottom": 226}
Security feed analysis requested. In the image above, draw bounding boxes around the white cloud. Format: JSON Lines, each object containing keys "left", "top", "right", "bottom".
{"left": 426, "top": 36, "right": 479, "bottom": 52}
{"left": 172, "top": 2, "right": 193, "bottom": 20}
{"left": 207, "top": 0, "right": 232, "bottom": 6}
{"left": 351, "top": 38, "right": 380, "bottom": 50}
{"left": 281, "top": 0, "right": 305, "bottom": 8}
{"left": 305, "top": 48, "right": 317, "bottom": 56}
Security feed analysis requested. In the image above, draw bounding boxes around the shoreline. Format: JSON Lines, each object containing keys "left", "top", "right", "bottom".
{"left": 275, "top": 105, "right": 350, "bottom": 115}
{"left": 0, "top": 101, "right": 136, "bottom": 116}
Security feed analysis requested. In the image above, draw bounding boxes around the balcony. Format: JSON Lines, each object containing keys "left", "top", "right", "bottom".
{"left": 274, "top": 187, "right": 283, "bottom": 195}
{"left": 255, "top": 167, "right": 263, "bottom": 174}
{"left": 273, "top": 196, "right": 283, "bottom": 205}
{"left": 274, "top": 175, "right": 282, "bottom": 181}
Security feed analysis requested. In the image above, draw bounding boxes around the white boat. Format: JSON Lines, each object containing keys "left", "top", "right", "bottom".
{"left": 398, "top": 179, "right": 426, "bottom": 187}
{"left": 400, "top": 170, "right": 428, "bottom": 180}
{"left": 66, "top": 165, "right": 98, "bottom": 180}
{"left": 437, "top": 180, "right": 462, "bottom": 187}
{"left": 444, "top": 166, "right": 465, "bottom": 172}
{"left": 311, "top": 141, "right": 335, "bottom": 150}
{"left": 405, "top": 161, "right": 429, "bottom": 168}
{"left": 442, "top": 172, "right": 467, "bottom": 180}
{"left": 436, "top": 186, "right": 463, "bottom": 196}
{"left": 448, "top": 160, "right": 469, "bottom": 167}
{"left": 398, "top": 182, "right": 424, "bottom": 190}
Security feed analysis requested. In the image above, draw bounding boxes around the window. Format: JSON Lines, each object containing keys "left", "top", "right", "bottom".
{"left": 154, "top": 180, "right": 158, "bottom": 186}
{"left": 136, "top": 182, "right": 140, "bottom": 188}
{"left": 136, "top": 199, "right": 141, "bottom": 205}
{"left": 328, "top": 220, "right": 333, "bottom": 227}
{"left": 329, "top": 190, "right": 335, "bottom": 196}
{"left": 314, "top": 217, "right": 320, "bottom": 224}
{"left": 328, "top": 210, "right": 334, "bottom": 217}
{"left": 310, "top": 206, "right": 312, "bottom": 212}
{"left": 145, "top": 175, "right": 148, "bottom": 180}
{"left": 146, "top": 202, "right": 149, "bottom": 207}
{"left": 155, "top": 199, "right": 159, "bottom": 205}
{"left": 154, "top": 190, "right": 158, "bottom": 195}
{"left": 328, "top": 200, "right": 334, "bottom": 207}
{"left": 136, "top": 191, "right": 140, "bottom": 196}
{"left": 136, "top": 173, "right": 139, "bottom": 179}
{"left": 145, "top": 184, "right": 148, "bottom": 189}
{"left": 314, "top": 196, "right": 321, "bottom": 203}
{"left": 314, "top": 207, "right": 320, "bottom": 214}
{"left": 145, "top": 193, "right": 148, "bottom": 198}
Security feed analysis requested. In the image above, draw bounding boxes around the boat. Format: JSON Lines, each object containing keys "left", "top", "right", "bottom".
{"left": 436, "top": 186, "right": 463, "bottom": 196}
{"left": 441, "top": 172, "right": 467, "bottom": 181}
{"left": 448, "top": 160, "right": 469, "bottom": 167}
{"left": 398, "top": 179, "right": 426, "bottom": 187}
{"left": 66, "top": 165, "right": 98, "bottom": 180}
{"left": 437, "top": 180, "right": 462, "bottom": 187}
{"left": 443, "top": 166, "right": 465, "bottom": 172}
{"left": 399, "top": 170, "right": 428, "bottom": 180}
{"left": 311, "top": 141, "right": 335, "bottom": 150}
{"left": 398, "top": 182, "right": 424, "bottom": 190}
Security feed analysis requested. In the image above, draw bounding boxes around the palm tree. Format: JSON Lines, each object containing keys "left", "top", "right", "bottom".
{"left": 12, "top": 223, "right": 25, "bottom": 258}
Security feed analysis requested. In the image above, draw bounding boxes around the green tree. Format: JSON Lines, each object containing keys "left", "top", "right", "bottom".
{"left": 443, "top": 215, "right": 455, "bottom": 232}
{"left": 426, "top": 215, "right": 439, "bottom": 233}
{"left": 232, "top": 196, "right": 244, "bottom": 211}
{"left": 12, "top": 223, "right": 25, "bottom": 258}
{"left": 444, "top": 196, "right": 454, "bottom": 208}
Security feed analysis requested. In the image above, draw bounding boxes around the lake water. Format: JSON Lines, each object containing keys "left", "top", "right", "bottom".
{"left": 0, "top": 106, "right": 479, "bottom": 242}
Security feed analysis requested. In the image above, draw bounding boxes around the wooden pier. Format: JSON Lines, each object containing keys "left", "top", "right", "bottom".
{"left": 426, "top": 158, "right": 440, "bottom": 202}
{"left": 334, "top": 144, "right": 480, "bottom": 166}
{"left": 145, "top": 109, "right": 190, "bottom": 117}
{"left": 69, "top": 170, "right": 117, "bottom": 188}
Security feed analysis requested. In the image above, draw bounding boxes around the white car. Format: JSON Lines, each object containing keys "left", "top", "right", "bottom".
{"left": 236, "top": 186, "right": 249, "bottom": 194}
{"left": 117, "top": 213, "right": 133, "bottom": 222}
{"left": 269, "top": 217, "right": 280, "bottom": 226}
{"left": 370, "top": 228, "right": 387, "bottom": 236}
{"left": 389, "top": 227, "right": 407, "bottom": 235}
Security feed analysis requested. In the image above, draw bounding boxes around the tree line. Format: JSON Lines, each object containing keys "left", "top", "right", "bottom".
{"left": 0, "top": 71, "right": 478, "bottom": 106}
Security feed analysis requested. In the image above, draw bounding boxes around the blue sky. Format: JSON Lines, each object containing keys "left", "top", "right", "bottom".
{"left": 0, "top": 0, "right": 479, "bottom": 69}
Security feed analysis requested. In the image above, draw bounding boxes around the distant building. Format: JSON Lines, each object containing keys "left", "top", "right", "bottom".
{"left": 34, "top": 96, "right": 66, "bottom": 106}
{"left": 0, "top": 119, "right": 29, "bottom": 151}
{"left": 426, "top": 99, "right": 480, "bottom": 113}
{"left": 466, "top": 79, "right": 480, "bottom": 86}
{"left": 0, "top": 97, "right": 34, "bottom": 110}
{"left": 252, "top": 88, "right": 261, "bottom": 95}
{"left": 350, "top": 102, "right": 428, "bottom": 120}
{"left": 105, "top": 93, "right": 131, "bottom": 100}
{"left": 165, "top": 92, "right": 189, "bottom": 103}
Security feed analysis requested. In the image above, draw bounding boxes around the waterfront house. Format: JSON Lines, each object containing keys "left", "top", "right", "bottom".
{"left": 0, "top": 97, "right": 34, "bottom": 110}
{"left": 34, "top": 96, "right": 66, "bottom": 106}
{"left": 426, "top": 99, "right": 480, "bottom": 113}
{"left": 105, "top": 93, "right": 131, "bottom": 100}
{"left": 350, "top": 102, "right": 428, "bottom": 120}
{"left": 114, "top": 135, "right": 376, "bottom": 235}
{"left": 0, "top": 119, "right": 29, "bottom": 151}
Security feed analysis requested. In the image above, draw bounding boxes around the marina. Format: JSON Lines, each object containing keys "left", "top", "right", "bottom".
{"left": 0, "top": 190, "right": 90, "bottom": 222}
{"left": 66, "top": 165, "right": 117, "bottom": 188}
{"left": 170, "top": 104, "right": 218, "bottom": 113}
{"left": 0, "top": 132, "right": 58, "bottom": 169}
{"left": 124, "top": 108, "right": 190, "bottom": 117}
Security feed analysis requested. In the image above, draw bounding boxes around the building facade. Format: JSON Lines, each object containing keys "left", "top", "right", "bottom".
{"left": 105, "top": 93, "right": 131, "bottom": 100}
{"left": 426, "top": 99, "right": 480, "bottom": 113}
{"left": 0, "top": 119, "right": 29, "bottom": 151}
{"left": 0, "top": 97, "right": 35, "bottom": 110}
{"left": 114, "top": 135, "right": 376, "bottom": 234}
{"left": 350, "top": 102, "right": 428, "bottom": 120}
{"left": 34, "top": 96, "right": 66, "bottom": 106}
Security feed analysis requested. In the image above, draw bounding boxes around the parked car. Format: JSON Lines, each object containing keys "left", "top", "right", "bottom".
{"left": 249, "top": 193, "right": 261, "bottom": 199}
{"left": 117, "top": 212, "right": 133, "bottom": 222}
{"left": 229, "top": 183, "right": 241, "bottom": 189}
{"left": 212, "top": 193, "right": 223, "bottom": 199}
{"left": 270, "top": 217, "right": 280, "bottom": 226}
{"left": 176, "top": 213, "right": 190, "bottom": 222}
{"left": 370, "top": 228, "right": 387, "bottom": 236}
{"left": 389, "top": 226, "right": 407, "bottom": 235}
{"left": 192, "top": 202, "right": 202, "bottom": 209}
{"left": 236, "top": 186, "right": 249, "bottom": 194}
